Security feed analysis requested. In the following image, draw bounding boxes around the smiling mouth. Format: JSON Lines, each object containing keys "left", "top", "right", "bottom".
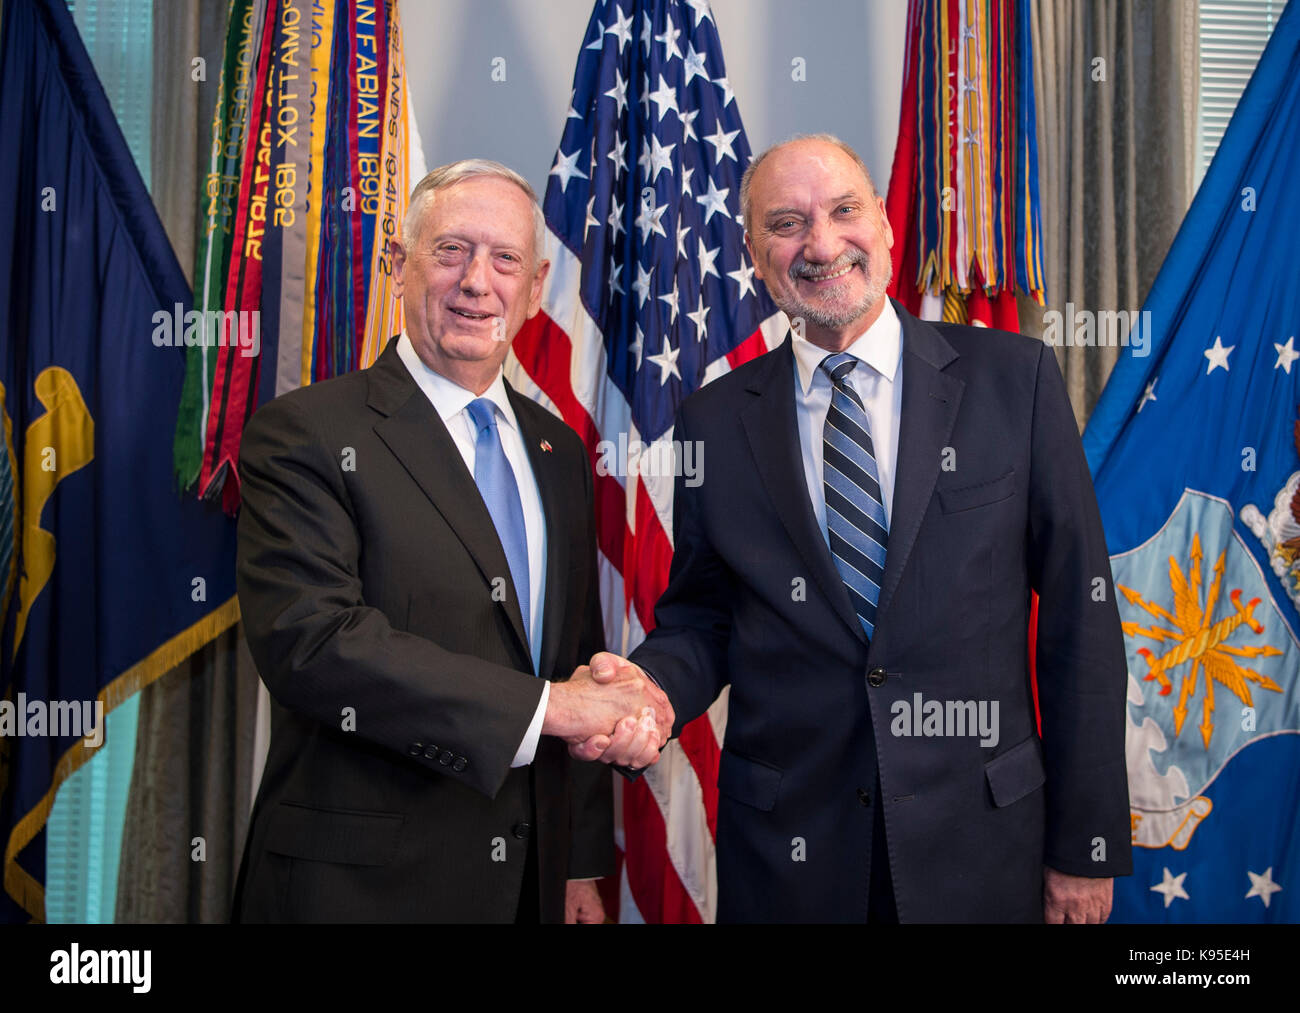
{"left": 797, "top": 262, "right": 857, "bottom": 283}
{"left": 450, "top": 308, "right": 494, "bottom": 320}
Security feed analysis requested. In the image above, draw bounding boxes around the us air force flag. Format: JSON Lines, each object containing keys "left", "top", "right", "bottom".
{"left": 0, "top": 0, "right": 239, "bottom": 921}
{"left": 1084, "top": 2, "right": 1300, "bottom": 922}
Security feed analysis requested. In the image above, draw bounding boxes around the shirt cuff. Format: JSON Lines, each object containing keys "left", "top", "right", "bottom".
{"left": 511, "top": 680, "right": 551, "bottom": 767}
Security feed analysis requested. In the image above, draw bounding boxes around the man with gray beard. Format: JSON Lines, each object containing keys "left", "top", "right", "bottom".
{"left": 572, "top": 135, "right": 1132, "bottom": 923}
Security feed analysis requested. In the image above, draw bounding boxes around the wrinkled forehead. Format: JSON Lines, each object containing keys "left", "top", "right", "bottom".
{"left": 422, "top": 177, "right": 538, "bottom": 248}
{"left": 752, "top": 142, "right": 872, "bottom": 212}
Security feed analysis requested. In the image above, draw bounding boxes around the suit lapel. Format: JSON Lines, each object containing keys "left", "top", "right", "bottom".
{"left": 367, "top": 340, "right": 531, "bottom": 663}
{"left": 741, "top": 337, "right": 866, "bottom": 644}
{"left": 873, "top": 304, "right": 964, "bottom": 629}
{"left": 508, "top": 384, "right": 569, "bottom": 681}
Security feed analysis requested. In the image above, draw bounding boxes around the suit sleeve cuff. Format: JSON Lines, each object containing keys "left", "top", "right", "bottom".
{"left": 511, "top": 680, "right": 551, "bottom": 767}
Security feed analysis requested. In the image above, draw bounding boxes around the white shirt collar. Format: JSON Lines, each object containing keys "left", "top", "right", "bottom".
{"left": 395, "top": 331, "right": 519, "bottom": 433}
{"left": 791, "top": 297, "right": 902, "bottom": 397}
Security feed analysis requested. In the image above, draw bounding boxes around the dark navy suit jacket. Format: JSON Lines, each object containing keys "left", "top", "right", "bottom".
{"left": 232, "top": 340, "right": 612, "bottom": 922}
{"left": 631, "top": 301, "right": 1132, "bottom": 923}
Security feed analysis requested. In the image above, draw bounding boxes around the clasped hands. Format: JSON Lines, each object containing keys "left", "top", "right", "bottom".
{"left": 543, "top": 652, "right": 674, "bottom": 770}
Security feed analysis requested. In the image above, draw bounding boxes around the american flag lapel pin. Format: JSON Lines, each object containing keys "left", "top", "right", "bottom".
{"left": 540, "top": 439, "right": 553, "bottom": 453}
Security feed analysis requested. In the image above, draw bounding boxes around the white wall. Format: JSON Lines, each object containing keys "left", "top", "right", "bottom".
{"left": 398, "top": 0, "right": 907, "bottom": 198}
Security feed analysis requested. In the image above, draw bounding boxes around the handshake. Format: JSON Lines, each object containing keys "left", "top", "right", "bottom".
{"left": 542, "top": 652, "right": 675, "bottom": 771}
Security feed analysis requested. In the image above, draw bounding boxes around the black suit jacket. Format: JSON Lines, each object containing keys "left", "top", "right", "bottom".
{"left": 231, "top": 338, "right": 613, "bottom": 922}
{"left": 631, "top": 302, "right": 1132, "bottom": 922}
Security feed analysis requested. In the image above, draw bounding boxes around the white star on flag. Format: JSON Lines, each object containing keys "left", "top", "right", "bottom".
{"left": 705, "top": 123, "right": 740, "bottom": 163}
{"left": 605, "top": 6, "right": 634, "bottom": 52}
{"left": 683, "top": 43, "right": 709, "bottom": 85}
{"left": 647, "top": 336, "right": 682, "bottom": 384}
{"left": 697, "top": 239, "right": 720, "bottom": 280}
{"left": 549, "top": 149, "right": 588, "bottom": 194}
{"left": 1204, "top": 335, "right": 1234, "bottom": 374}
{"left": 697, "top": 177, "right": 730, "bottom": 224}
{"left": 635, "top": 197, "right": 668, "bottom": 242}
{"left": 1274, "top": 336, "right": 1299, "bottom": 374}
{"left": 659, "top": 279, "right": 681, "bottom": 324}
{"left": 604, "top": 68, "right": 629, "bottom": 115}
{"left": 686, "top": 0, "right": 714, "bottom": 27}
{"left": 1151, "top": 867, "right": 1190, "bottom": 908}
{"left": 645, "top": 134, "right": 675, "bottom": 182}
{"left": 1245, "top": 867, "right": 1282, "bottom": 908}
{"left": 680, "top": 108, "right": 700, "bottom": 144}
{"left": 633, "top": 262, "right": 655, "bottom": 308}
{"left": 640, "top": 11, "right": 653, "bottom": 54}
{"left": 648, "top": 74, "right": 680, "bottom": 122}
{"left": 687, "top": 291, "right": 710, "bottom": 337}
{"left": 607, "top": 135, "right": 627, "bottom": 178}
{"left": 607, "top": 196, "right": 624, "bottom": 240}
{"left": 728, "top": 260, "right": 756, "bottom": 300}
{"left": 629, "top": 324, "right": 645, "bottom": 369}
{"left": 656, "top": 22, "right": 683, "bottom": 61}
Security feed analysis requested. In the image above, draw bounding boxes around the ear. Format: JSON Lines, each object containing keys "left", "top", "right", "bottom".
{"left": 390, "top": 240, "right": 408, "bottom": 298}
{"left": 744, "top": 230, "right": 764, "bottom": 280}
{"left": 875, "top": 195, "right": 894, "bottom": 251}
{"left": 525, "top": 258, "right": 550, "bottom": 319}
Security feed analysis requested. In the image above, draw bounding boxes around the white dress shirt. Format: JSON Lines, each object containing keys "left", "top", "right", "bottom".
{"left": 791, "top": 298, "right": 904, "bottom": 541}
{"left": 396, "top": 333, "right": 549, "bottom": 766}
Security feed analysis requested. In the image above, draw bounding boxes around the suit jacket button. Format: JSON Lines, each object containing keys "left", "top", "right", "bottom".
{"left": 439, "top": 749, "right": 454, "bottom": 765}
{"left": 409, "top": 742, "right": 423, "bottom": 756}
{"left": 867, "top": 666, "right": 887, "bottom": 688}
{"left": 512, "top": 822, "right": 531, "bottom": 840}
{"left": 857, "top": 788, "right": 872, "bottom": 806}
{"left": 424, "top": 744, "right": 440, "bottom": 759}
{"left": 452, "top": 756, "right": 467, "bottom": 772}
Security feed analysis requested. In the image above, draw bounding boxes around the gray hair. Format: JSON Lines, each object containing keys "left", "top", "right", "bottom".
{"left": 401, "top": 158, "right": 546, "bottom": 263}
{"left": 740, "top": 133, "right": 878, "bottom": 236}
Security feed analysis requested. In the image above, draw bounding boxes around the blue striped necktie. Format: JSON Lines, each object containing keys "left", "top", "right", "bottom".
{"left": 820, "top": 353, "right": 888, "bottom": 639}
{"left": 466, "top": 398, "right": 530, "bottom": 648}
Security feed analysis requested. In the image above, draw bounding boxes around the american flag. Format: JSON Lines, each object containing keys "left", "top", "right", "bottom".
{"left": 506, "top": 0, "right": 783, "bottom": 922}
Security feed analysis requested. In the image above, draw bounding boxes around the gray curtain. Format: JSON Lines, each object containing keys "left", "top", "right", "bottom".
{"left": 149, "top": 0, "right": 228, "bottom": 288}
{"left": 1030, "top": 0, "right": 1200, "bottom": 428}
{"left": 116, "top": 0, "right": 262, "bottom": 923}
{"left": 115, "top": 628, "right": 262, "bottom": 922}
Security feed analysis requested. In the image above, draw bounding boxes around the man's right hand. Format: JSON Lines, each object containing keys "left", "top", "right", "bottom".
{"left": 543, "top": 652, "right": 673, "bottom": 769}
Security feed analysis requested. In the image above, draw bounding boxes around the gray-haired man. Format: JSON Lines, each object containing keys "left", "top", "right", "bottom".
{"left": 232, "top": 160, "right": 670, "bottom": 923}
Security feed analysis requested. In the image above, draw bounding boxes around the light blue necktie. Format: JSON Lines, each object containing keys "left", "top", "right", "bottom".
{"left": 821, "top": 353, "right": 888, "bottom": 639}
{"left": 466, "top": 398, "right": 530, "bottom": 650}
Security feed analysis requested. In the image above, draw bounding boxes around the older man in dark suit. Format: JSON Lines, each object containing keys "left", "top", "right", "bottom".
{"left": 575, "top": 135, "right": 1132, "bottom": 923}
{"left": 232, "top": 160, "right": 670, "bottom": 923}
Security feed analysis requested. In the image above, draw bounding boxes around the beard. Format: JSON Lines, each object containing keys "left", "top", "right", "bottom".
{"left": 780, "top": 249, "right": 892, "bottom": 331}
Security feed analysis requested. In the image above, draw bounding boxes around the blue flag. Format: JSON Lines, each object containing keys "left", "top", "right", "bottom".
{"left": 0, "top": 0, "right": 239, "bottom": 922}
{"left": 1084, "top": 2, "right": 1300, "bottom": 923}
